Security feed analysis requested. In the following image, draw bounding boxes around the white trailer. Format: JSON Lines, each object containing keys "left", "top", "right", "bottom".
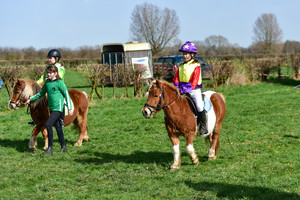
{"left": 101, "top": 42, "right": 153, "bottom": 81}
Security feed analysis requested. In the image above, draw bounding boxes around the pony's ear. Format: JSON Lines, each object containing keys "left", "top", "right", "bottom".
{"left": 148, "top": 79, "right": 156, "bottom": 88}
{"left": 156, "top": 79, "right": 163, "bottom": 88}
{"left": 18, "top": 79, "right": 25, "bottom": 86}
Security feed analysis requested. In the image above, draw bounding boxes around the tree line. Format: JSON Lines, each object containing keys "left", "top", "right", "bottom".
{"left": 1, "top": 39, "right": 300, "bottom": 64}
{"left": 1, "top": 4, "right": 300, "bottom": 62}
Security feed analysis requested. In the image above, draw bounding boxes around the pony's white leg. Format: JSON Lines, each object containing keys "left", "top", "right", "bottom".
{"left": 186, "top": 144, "right": 199, "bottom": 165}
{"left": 208, "top": 148, "right": 216, "bottom": 160}
{"left": 29, "top": 134, "right": 39, "bottom": 150}
{"left": 170, "top": 144, "right": 181, "bottom": 169}
{"left": 44, "top": 138, "right": 48, "bottom": 150}
{"left": 28, "top": 135, "right": 36, "bottom": 149}
{"left": 42, "top": 129, "right": 48, "bottom": 150}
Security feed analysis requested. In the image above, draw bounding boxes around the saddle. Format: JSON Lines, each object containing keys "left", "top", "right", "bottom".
{"left": 185, "top": 92, "right": 212, "bottom": 126}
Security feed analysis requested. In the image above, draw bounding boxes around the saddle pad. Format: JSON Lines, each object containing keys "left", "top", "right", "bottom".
{"left": 203, "top": 95, "right": 212, "bottom": 112}
{"left": 185, "top": 93, "right": 213, "bottom": 115}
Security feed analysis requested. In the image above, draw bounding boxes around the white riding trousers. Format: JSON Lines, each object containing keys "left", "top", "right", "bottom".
{"left": 188, "top": 88, "right": 204, "bottom": 112}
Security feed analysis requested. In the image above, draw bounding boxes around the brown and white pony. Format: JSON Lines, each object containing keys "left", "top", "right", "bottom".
{"left": 9, "top": 78, "right": 90, "bottom": 150}
{"left": 142, "top": 79, "right": 226, "bottom": 170}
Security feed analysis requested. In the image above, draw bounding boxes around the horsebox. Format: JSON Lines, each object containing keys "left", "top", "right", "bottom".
{"left": 101, "top": 42, "right": 153, "bottom": 82}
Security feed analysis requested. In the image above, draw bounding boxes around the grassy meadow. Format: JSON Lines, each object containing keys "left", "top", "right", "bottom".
{"left": 0, "top": 70, "right": 299, "bottom": 199}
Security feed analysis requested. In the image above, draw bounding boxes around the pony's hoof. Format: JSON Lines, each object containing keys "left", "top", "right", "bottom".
{"left": 74, "top": 142, "right": 82, "bottom": 147}
{"left": 169, "top": 163, "right": 181, "bottom": 171}
{"left": 192, "top": 160, "right": 199, "bottom": 165}
{"left": 208, "top": 156, "right": 217, "bottom": 161}
{"left": 169, "top": 166, "right": 179, "bottom": 172}
{"left": 28, "top": 148, "right": 35, "bottom": 152}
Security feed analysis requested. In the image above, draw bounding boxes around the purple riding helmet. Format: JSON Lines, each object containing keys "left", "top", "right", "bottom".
{"left": 179, "top": 41, "right": 197, "bottom": 54}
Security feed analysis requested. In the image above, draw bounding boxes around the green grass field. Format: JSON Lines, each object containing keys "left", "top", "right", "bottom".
{"left": 0, "top": 71, "right": 299, "bottom": 199}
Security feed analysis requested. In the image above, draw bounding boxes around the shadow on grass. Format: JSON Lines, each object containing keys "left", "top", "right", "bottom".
{"left": 0, "top": 138, "right": 29, "bottom": 152}
{"left": 283, "top": 134, "right": 299, "bottom": 139}
{"left": 0, "top": 137, "right": 65, "bottom": 152}
{"left": 74, "top": 150, "right": 210, "bottom": 168}
{"left": 75, "top": 151, "right": 172, "bottom": 167}
{"left": 267, "top": 78, "right": 300, "bottom": 87}
{"left": 185, "top": 181, "right": 300, "bottom": 200}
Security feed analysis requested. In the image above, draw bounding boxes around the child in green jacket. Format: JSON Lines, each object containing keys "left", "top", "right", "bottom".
{"left": 26, "top": 65, "right": 73, "bottom": 154}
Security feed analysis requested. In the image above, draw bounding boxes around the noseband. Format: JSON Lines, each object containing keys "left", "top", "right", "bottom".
{"left": 10, "top": 83, "right": 26, "bottom": 107}
{"left": 144, "top": 85, "right": 179, "bottom": 114}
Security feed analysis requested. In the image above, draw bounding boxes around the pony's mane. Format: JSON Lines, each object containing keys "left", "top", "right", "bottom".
{"left": 21, "top": 79, "right": 47, "bottom": 108}
{"left": 160, "top": 80, "right": 180, "bottom": 95}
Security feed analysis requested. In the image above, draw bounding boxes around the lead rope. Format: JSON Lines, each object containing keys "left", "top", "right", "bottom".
{"left": 27, "top": 104, "right": 30, "bottom": 114}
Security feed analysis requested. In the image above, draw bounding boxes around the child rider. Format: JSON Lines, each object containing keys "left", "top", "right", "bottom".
{"left": 173, "top": 41, "right": 208, "bottom": 135}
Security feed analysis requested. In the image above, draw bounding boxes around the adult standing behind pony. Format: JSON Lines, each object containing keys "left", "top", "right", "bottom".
{"left": 25, "top": 65, "right": 73, "bottom": 155}
{"left": 173, "top": 41, "right": 207, "bottom": 135}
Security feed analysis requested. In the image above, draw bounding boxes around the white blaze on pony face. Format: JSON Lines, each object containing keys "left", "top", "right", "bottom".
{"left": 142, "top": 80, "right": 159, "bottom": 118}
{"left": 141, "top": 107, "right": 153, "bottom": 118}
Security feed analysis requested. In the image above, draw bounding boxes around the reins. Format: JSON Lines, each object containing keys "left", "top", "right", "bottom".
{"left": 144, "top": 85, "right": 179, "bottom": 114}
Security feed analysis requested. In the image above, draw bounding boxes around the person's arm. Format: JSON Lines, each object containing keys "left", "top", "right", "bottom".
{"left": 189, "top": 65, "right": 201, "bottom": 89}
{"left": 58, "top": 81, "right": 73, "bottom": 116}
{"left": 26, "top": 83, "right": 47, "bottom": 104}
{"left": 58, "top": 67, "right": 66, "bottom": 81}
{"left": 173, "top": 70, "right": 180, "bottom": 89}
{"left": 37, "top": 71, "right": 47, "bottom": 85}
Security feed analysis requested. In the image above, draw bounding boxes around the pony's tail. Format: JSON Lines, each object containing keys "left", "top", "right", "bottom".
{"left": 82, "top": 91, "right": 88, "bottom": 99}
{"left": 218, "top": 93, "right": 226, "bottom": 103}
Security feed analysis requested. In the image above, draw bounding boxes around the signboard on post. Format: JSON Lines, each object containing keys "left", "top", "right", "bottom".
{"left": 131, "top": 57, "right": 152, "bottom": 79}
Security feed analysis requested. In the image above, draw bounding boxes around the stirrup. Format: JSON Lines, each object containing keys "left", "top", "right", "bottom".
{"left": 200, "top": 125, "right": 208, "bottom": 135}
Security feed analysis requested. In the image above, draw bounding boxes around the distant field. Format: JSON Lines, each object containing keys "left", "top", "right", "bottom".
{"left": 0, "top": 70, "right": 299, "bottom": 199}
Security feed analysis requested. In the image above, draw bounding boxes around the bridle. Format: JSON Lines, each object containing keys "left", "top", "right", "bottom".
{"left": 10, "top": 83, "right": 26, "bottom": 108}
{"left": 144, "top": 85, "right": 179, "bottom": 115}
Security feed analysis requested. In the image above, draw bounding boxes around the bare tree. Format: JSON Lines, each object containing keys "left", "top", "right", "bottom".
{"left": 252, "top": 13, "right": 283, "bottom": 54}
{"left": 283, "top": 40, "right": 300, "bottom": 54}
{"left": 205, "top": 35, "right": 230, "bottom": 48}
{"left": 130, "top": 3, "right": 180, "bottom": 56}
{"left": 204, "top": 35, "right": 237, "bottom": 56}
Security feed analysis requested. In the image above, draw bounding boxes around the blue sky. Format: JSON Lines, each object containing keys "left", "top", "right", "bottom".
{"left": 0, "top": 0, "right": 299, "bottom": 49}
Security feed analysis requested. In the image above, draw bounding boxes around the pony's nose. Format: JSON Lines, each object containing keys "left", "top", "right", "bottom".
{"left": 142, "top": 108, "right": 152, "bottom": 118}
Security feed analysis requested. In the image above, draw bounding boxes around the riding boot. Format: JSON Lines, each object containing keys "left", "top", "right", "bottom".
{"left": 59, "top": 145, "right": 67, "bottom": 152}
{"left": 44, "top": 146, "right": 53, "bottom": 155}
{"left": 198, "top": 110, "right": 208, "bottom": 135}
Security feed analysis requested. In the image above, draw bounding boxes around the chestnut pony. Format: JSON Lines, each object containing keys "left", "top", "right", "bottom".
{"left": 9, "top": 78, "right": 90, "bottom": 150}
{"left": 142, "top": 79, "right": 226, "bottom": 170}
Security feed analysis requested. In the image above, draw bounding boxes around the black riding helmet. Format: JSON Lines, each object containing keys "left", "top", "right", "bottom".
{"left": 47, "top": 49, "right": 61, "bottom": 58}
